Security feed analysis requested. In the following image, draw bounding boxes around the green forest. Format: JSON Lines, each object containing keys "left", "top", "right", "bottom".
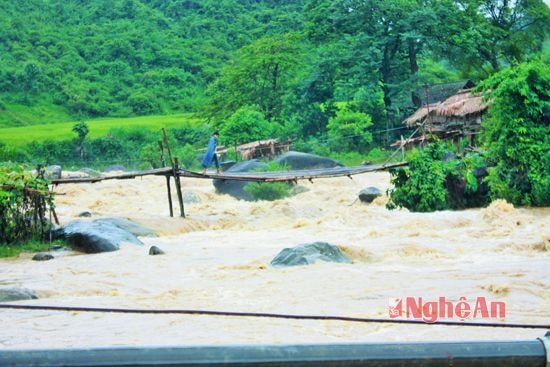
{"left": 0, "top": 0, "right": 549, "bottom": 220}
{"left": 2, "top": 0, "right": 548, "bottom": 127}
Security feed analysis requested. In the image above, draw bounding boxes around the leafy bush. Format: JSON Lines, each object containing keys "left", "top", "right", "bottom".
{"left": 478, "top": 57, "right": 550, "bottom": 206}
{"left": 177, "top": 144, "right": 201, "bottom": 170}
{"left": 364, "top": 147, "right": 392, "bottom": 163}
{"left": 0, "top": 164, "right": 55, "bottom": 244}
{"left": 291, "top": 137, "right": 331, "bottom": 157}
{"left": 327, "top": 109, "right": 373, "bottom": 153}
{"left": 172, "top": 122, "right": 210, "bottom": 147}
{"left": 244, "top": 181, "right": 292, "bottom": 201}
{"left": 0, "top": 142, "right": 29, "bottom": 163}
{"left": 387, "top": 142, "right": 489, "bottom": 212}
{"left": 328, "top": 151, "right": 364, "bottom": 166}
{"left": 220, "top": 105, "right": 272, "bottom": 145}
{"left": 244, "top": 162, "right": 291, "bottom": 201}
{"left": 26, "top": 139, "right": 75, "bottom": 166}
{"left": 128, "top": 91, "right": 160, "bottom": 115}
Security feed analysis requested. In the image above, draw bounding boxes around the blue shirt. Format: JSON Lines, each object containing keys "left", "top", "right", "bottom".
{"left": 202, "top": 135, "right": 218, "bottom": 167}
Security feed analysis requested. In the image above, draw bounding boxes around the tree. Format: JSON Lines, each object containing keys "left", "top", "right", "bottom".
{"left": 206, "top": 33, "right": 305, "bottom": 123}
{"left": 304, "top": 0, "right": 445, "bottom": 109}
{"left": 437, "top": 0, "right": 550, "bottom": 77}
{"left": 387, "top": 141, "right": 490, "bottom": 212}
{"left": 326, "top": 108, "right": 373, "bottom": 152}
{"left": 478, "top": 56, "right": 550, "bottom": 206}
{"left": 127, "top": 90, "right": 160, "bottom": 115}
{"left": 220, "top": 106, "right": 272, "bottom": 146}
{"left": 72, "top": 121, "right": 89, "bottom": 160}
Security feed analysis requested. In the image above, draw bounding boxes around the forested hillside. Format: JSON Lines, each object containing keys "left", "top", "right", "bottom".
{"left": 0, "top": 0, "right": 548, "bottom": 150}
{"left": 0, "top": 0, "right": 305, "bottom": 124}
{"left": 1, "top": 0, "right": 548, "bottom": 130}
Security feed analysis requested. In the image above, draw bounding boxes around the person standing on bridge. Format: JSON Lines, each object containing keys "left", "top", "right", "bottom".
{"left": 202, "top": 131, "right": 221, "bottom": 175}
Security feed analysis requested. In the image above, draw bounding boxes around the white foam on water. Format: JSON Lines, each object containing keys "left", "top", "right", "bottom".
{"left": 1, "top": 173, "right": 548, "bottom": 347}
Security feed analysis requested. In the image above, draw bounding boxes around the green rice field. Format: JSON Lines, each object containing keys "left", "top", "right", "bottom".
{"left": 0, "top": 113, "right": 201, "bottom": 147}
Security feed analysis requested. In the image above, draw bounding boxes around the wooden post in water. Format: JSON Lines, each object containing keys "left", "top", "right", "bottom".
{"left": 174, "top": 158, "right": 185, "bottom": 218}
{"left": 158, "top": 140, "right": 173, "bottom": 217}
{"left": 162, "top": 128, "right": 185, "bottom": 218}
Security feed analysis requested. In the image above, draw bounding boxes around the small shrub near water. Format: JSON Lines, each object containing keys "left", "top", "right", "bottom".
{"left": 0, "top": 164, "right": 55, "bottom": 245}
{"left": 244, "top": 162, "right": 291, "bottom": 201}
{"left": 244, "top": 182, "right": 291, "bottom": 201}
{"left": 387, "top": 142, "right": 489, "bottom": 212}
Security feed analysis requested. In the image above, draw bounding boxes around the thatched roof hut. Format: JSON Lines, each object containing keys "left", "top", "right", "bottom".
{"left": 404, "top": 88, "right": 488, "bottom": 136}
{"left": 413, "top": 80, "right": 475, "bottom": 107}
{"left": 218, "top": 139, "right": 290, "bottom": 161}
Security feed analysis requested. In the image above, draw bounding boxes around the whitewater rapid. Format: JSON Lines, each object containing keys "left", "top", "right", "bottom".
{"left": 1, "top": 172, "right": 548, "bottom": 348}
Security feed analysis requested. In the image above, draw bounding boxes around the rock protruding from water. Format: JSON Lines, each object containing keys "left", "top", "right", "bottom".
{"left": 271, "top": 242, "right": 352, "bottom": 267}
{"left": 358, "top": 187, "right": 382, "bottom": 203}
{"left": 53, "top": 218, "right": 153, "bottom": 253}
{"left": 213, "top": 159, "right": 268, "bottom": 201}
{"left": 94, "top": 217, "right": 156, "bottom": 237}
{"left": 45, "top": 165, "right": 62, "bottom": 179}
{"left": 0, "top": 288, "right": 38, "bottom": 302}
{"left": 276, "top": 151, "right": 343, "bottom": 170}
{"left": 182, "top": 191, "right": 201, "bottom": 204}
{"left": 149, "top": 246, "right": 165, "bottom": 255}
{"left": 32, "top": 253, "right": 54, "bottom": 261}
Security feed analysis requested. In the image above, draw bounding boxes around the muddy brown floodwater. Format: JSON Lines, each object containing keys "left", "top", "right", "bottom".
{"left": 0, "top": 172, "right": 548, "bottom": 348}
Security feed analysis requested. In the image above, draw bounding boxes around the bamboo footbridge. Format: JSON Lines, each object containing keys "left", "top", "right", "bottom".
{"left": 49, "top": 161, "right": 407, "bottom": 218}
{"left": 51, "top": 161, "right": 407, "bottom": 185}
{"left": 47, "top": 128, "right": 408, "bottom": 218}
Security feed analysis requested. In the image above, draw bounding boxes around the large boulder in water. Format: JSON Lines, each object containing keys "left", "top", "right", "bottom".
{"left": 45, "top": 165, "right": 62, "bottom": 179}
{"left": 53, "top": 218, "right": 150, "bottom": 253}
{"left": 32, "top": 253, "right": 54, "bottom": 261}
{"left": 358, "top": 187, "right": 382, "bottom": 203}
{"left": 276, "top": 151, "right": 343, "bottom": 170}
{"left": 94, "top": 217, "right": 156, "bottom": 237}
{"left": 149, "top": 246, "right": 165, "bottom": 255}
{"left": 0, "top": 288, "right": 38, "bottom": 302}
{"left": 271, "top": 242, "right": 352, "bottom": 267}
{"left": 213, "top": 159, "right": 268, "bottom": 201}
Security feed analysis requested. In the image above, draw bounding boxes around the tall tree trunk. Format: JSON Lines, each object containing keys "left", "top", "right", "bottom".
{"left": 380, "top": 36, "right": 400, "bottom": 146}
{"left": 408, "top": 40, "right": 422, "bottom": 107}
{"left": 380, "top": 45, "right": 393, "bottom": 109}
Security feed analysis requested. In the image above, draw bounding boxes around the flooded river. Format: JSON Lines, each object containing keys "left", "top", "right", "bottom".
{"left": 1, "top": 172, "right": 548, "bottom": 348}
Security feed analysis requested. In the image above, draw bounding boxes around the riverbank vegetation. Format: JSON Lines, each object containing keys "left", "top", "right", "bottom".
{"left": 0, "top": 164, "right": 55, "bottom": 246}
{"left": 387, "top": 55, "right": 549, "bottom": 211}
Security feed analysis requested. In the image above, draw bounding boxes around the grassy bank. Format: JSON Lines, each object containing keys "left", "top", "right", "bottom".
{"left": 0, "top": 240, "right": 66, "bottom": 258}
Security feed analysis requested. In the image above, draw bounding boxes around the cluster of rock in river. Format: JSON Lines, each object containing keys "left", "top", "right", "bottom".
{"left": 2, "top": 152, "right": 383, "bottom": 301}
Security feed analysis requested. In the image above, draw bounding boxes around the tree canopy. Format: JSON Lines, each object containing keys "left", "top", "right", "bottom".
{"left": 2, "top": 0, "right": 547, "bottom": 137}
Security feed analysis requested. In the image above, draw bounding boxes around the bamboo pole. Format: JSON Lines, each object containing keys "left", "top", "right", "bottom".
{"left": 162, "top": 128, "right": 185, "bottom": 218}
{"left": 174, "top": 158, "right": 185, "bottom": 218}
{"left": 158, "top": 140, "right": 173, "bottom": 217}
